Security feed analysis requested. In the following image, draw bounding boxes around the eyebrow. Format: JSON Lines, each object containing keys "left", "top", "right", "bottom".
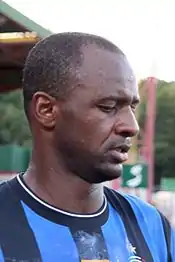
{"left": 98, "top": 95, "right": 140, "bottom": 104}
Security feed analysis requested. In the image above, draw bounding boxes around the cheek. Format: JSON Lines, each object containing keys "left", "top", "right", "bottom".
{"left": 57, "top": 107, "right": 114, "bottom": 150}
{"left": 80, "top": 117, "right": 114, "bottom": 149}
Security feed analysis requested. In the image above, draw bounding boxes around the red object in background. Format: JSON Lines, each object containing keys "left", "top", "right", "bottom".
{"left": 141, "top": 77, "right": 157, "bottom": 202}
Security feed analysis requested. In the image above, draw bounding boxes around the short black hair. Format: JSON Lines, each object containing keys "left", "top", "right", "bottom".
{"left": 22, "top": 32, "right": 124, "bottom": 116}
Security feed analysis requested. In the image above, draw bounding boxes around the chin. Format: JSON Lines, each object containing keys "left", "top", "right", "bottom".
{"left": 82, "top": 163, "right": 123, "bottom": 184}
{"left": 99, "top": 163, "right": 123, "bottom": 182}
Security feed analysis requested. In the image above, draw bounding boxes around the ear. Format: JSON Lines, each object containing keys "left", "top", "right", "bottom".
{"left": 31, "top": 92, "right": 58, "bottom": 129}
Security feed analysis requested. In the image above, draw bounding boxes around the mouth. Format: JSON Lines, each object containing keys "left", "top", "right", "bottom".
{"left": 114, "top": 144, "right": 131, "bottom": 154}
{"left": 107, "top": 143, "right": 131, "bottom": 164}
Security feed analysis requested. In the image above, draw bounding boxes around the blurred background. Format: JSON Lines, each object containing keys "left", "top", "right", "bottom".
{"left": 0, "top": 0, "right": 175, "bottom": 226}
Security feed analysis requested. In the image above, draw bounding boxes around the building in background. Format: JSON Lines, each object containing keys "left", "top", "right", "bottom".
{"left": 0, "top": 0, "right": 52, "bottom": 94}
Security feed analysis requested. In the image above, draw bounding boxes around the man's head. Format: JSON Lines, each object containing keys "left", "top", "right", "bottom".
{"left": 23, "top": 32, "right": 140, "bottom": 184}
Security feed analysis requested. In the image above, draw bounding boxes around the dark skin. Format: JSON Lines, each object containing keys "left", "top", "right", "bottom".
{"left": 24, "top": 44, "right": 140, "bottom": 214}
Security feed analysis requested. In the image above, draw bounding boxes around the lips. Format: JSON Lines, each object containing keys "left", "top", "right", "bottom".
{"left": 108, "top": 150, "right": 128, "bottom": 163}
{"left": 106, "top": 143, "right": 131, "bottom": 163}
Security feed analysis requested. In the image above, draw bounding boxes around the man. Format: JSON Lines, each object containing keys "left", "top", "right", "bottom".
{"left": 0, "top": 32, "right": 174, "bottom": 261}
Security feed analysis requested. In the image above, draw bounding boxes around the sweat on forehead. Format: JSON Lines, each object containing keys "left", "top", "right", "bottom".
{"left": 22, "top": 32, "right": 126, "bottom": 116}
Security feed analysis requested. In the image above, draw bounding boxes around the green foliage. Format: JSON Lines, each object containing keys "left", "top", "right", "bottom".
{"left": 0, "top": 90, "right": 32, "bottom": 147}
{"left": 138, "top": 80, "right": 175, "bottom": 180}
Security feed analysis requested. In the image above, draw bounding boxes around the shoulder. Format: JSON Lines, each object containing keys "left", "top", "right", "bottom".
{"left": 120, "top": 192, "right": 175, "bottom": 259}
{"left": 119, "top": 191, "right": 175, "bottom": 258}
{"left": 117, "top": 191, "right": 165, "bottom": 236}
{"left": 105, "top": 187, "right": 161, "bottom": 224}
{"left": 105, "top": 188, "right": 171, "bottom": 259}
{"left": 0, "top": 180, "right": 9, "bottom": 195}
{"left": 121, "top": 192, "right": 161, "bottom": 223}
{"left": 0, "top": 178, "right": 18, "bottom": 203}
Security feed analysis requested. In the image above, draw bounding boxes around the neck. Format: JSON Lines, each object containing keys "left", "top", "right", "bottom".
{"left": 23, "top": 148, "right": 104, "bottom": 214}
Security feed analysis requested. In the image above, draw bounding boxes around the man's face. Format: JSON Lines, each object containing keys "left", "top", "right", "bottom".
{"left": 53, "top": 45, "right": 140, "bottom": 183}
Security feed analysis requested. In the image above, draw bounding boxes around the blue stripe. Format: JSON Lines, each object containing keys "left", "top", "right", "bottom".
{"left": 124, "top": 194, "right": 166, "bottom": 261}
{"left": 22, "top": 202, "right": 79, "bottom": 262}
{"left": 0, "top": 249, "right": 4, "bottom": 262}
{"left": 102, "top": 204, "right": 130, "bottom": 262}
{"left": 171, "top": 229, "right": 175, "bottom": 258}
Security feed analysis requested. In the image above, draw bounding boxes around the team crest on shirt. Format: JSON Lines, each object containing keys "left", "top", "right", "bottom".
{"left": 127, "top": 239, "right": 145, "bottom": 262}
{"left": 81, "top": 241, "right": 145, "bottom": 262}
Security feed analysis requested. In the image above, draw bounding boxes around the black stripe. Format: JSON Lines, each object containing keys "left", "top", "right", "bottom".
{"left": 0, "top": 181, "right": 42, "bottom": 262}
{"left": 104, "top": 187, "right": 153, "bottom": 262}
{"left": 159, "top": 212, "right": 172, "bottom": 262}
{"left": 70, "top": 226, "right": 109, "bottom": 260}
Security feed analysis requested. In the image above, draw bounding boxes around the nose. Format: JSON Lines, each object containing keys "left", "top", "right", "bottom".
{"left": 114, "top": 107, "right": 139, "bottom": 138}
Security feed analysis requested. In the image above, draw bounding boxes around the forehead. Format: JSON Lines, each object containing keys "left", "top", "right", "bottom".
{"left": 74, "top": 44, "right": 139, "bottom": 100}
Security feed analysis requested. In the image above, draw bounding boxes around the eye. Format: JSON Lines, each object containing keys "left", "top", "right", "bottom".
{"left": 98, "top": 104, "right": 116, "bottom": 113}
